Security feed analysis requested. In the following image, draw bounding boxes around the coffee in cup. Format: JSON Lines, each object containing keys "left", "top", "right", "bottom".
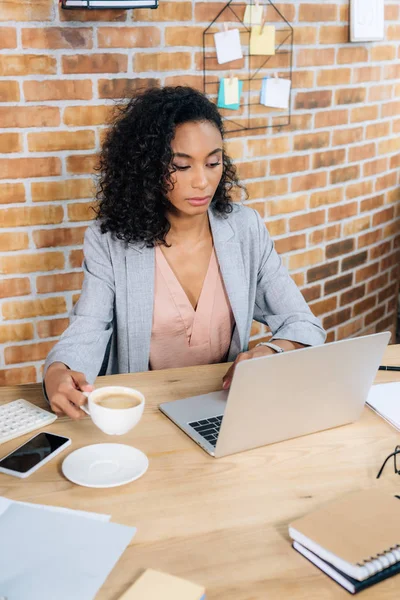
{"left": 82, "top": 386, "right": 145, "bottom": 435}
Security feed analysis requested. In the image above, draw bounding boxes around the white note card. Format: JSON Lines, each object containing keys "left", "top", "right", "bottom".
{"left": 214, "top": 28, "right": 243, "bottom": 64}
{"left": 261, "top": 77, "right": 291, "bottom": 109}
{"left": 367, "top": 382, "right": 400, "bottom": 431}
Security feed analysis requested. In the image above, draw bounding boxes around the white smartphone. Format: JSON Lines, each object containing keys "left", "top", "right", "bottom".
{"left": 0, "top": 431, "right": 71, "bottom": 479}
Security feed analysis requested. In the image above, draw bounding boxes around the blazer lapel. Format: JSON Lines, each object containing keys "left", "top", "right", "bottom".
{"left": 125, "top": 244, "right": 155, "bottom": 373}
{"left": 209, "top": 208, "right": 249, "bottom": 352}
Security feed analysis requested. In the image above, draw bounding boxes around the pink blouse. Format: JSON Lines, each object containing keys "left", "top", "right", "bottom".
{"left": 149, "top": 246, "right": 234, "bottom": 370}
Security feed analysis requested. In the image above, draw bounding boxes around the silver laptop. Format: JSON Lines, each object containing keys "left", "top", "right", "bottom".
{"left": 159, "top": 332, "right": 390, "bottom": 458}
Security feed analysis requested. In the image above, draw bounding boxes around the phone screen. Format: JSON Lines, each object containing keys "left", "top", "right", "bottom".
{"left": 0, "top": 432, "right": 69, "bottom": 473}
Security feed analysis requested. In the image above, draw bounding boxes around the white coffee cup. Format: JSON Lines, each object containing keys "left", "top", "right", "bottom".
{"left": 82, "top": 386, "right": 145, "bottom": 436}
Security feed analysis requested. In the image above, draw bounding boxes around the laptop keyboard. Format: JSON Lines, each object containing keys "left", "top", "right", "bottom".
{"left": 188, "top": 415, "right": 223, "bottom": 447}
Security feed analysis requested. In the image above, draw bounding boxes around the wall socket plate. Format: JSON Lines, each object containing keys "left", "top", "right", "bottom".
{"left": 350, "top": 0, "right": 384, "bottom": 42}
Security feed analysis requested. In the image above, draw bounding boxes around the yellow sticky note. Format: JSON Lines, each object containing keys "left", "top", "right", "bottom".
{"left": 223, "top": 77, "right": 239, "bottom": 105}
{"left": 243, "top": 4, "right": 263, "bottom": 25}
{"left": 250, "top": 25, "right": 275, "bottom": 55}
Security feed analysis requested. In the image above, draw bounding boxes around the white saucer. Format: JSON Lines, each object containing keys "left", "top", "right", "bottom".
{"left": 62, "top": 444, "right": 148, "bottom": 488}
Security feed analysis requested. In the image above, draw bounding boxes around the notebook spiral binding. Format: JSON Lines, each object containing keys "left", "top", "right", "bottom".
{"left": 360, "top": 545, "right": 400, "bottom": 577}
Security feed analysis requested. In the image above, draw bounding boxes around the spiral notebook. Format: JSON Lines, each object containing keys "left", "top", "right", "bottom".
{"left": 288, "top": 489, "right": 400, "bottom": 582}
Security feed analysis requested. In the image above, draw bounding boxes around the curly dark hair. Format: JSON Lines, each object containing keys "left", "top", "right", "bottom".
{"left": 96, "top": 86, "right": 243, "bottom": 246}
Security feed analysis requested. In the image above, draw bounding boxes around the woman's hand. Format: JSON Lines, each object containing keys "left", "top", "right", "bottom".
{"left": 222, "top": 345, "right": 276, "bottom": 390}
{"left": 44, "top": 362, "right": 94, "bottom": 420}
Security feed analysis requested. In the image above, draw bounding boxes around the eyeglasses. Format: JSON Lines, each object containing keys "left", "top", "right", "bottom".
{"left": 376, "top": 445, "right": 400, "bottom": 478}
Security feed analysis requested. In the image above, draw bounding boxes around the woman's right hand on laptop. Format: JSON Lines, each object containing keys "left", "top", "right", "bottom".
{"left": 44, "top": 362, "right": 94, "bottom": 420}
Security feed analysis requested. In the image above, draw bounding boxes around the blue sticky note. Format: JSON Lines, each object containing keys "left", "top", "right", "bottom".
{"left": 217, "top": 79, "right": 243, "bottom": 110}
{"left": 260, "top": 76, "right": 269, "bottom": 105}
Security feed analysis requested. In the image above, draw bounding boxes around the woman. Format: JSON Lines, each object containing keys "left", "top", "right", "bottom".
{"left": 44, "top": 86, "right": 325, "bottom": 419}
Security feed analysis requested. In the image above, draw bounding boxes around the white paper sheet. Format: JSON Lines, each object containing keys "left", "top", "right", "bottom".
{"left": 261, "top": 77, "right": 291, "bottom": 109}
{"left": 214, "top": 28, "right": 243, "bottom": 64}
{"left": 0, "top": 496, "right": 110, "bottom": 521}
{"left": 366, "top": 382, "right": 400, "bottom": 431}
{"left": 0, "top": 503, "right": 135, "bottom": 600}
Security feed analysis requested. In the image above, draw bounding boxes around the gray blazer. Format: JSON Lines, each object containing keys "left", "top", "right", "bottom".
{"left": 44, "top": 204, "right": 326, "bottom": 383}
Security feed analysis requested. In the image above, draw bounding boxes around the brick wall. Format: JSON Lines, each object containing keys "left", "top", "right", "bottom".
{"left": 0, "top": 0, "right": 399, "bottom": 385}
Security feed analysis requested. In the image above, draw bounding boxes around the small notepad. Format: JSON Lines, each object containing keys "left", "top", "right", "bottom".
{"left": 217, "top": 79, "right": 243, "bottom": 110}
{"left": 261, "top": 77, "right": 291, "bottom": 109}
{"left": 214, "top": 28, "right": 243, "bottom": 64}
{"left": 250, "top": 24, "right": 275, "bottom": 55}
{"left": 243, "top": 4, "right": 263, "bottom": 25}
{"left": 118, "top": 569, "right": 205, "bottom": 600}
{"left": 367, "top": 382, "right": 400, "bottom": 431}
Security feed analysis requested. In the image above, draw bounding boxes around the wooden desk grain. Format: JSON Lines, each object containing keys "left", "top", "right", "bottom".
{"left": 1, "top": 345, "right": 400, "bottom": 599}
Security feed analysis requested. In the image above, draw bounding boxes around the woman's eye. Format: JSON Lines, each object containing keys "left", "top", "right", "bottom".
{"left": 173, "top": 164, "right": 190, "bottom": 171}
{"left": 208, "top": 162, "right": 221, "bottom": 168}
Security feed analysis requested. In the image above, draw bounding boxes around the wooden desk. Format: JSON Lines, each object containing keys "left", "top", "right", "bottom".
{"left": 1, "top": 345, "right": 400, "bottom": 599}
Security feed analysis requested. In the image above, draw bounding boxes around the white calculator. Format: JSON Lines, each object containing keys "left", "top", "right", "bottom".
{"left": 0, "top": 399, "right": 57, "bottom": 445}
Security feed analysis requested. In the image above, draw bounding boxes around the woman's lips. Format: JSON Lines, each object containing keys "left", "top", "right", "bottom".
{"left": 187, "top": 196, "right": 210, "bottom": 206}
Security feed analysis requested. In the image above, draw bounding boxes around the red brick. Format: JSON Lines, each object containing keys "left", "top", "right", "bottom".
{"left": 324, "top": 273, "right": 353, "bottom": 295}
{"left": 338, "top": 47, "right": 368, "bottom": 64}
{"left": 376, "top": 171, "right": 397, "bottom": 191}
{"left": 338, "top": 317, "right": 364, "bottom": 339}
{"left": 332, "top": 127, "right": 363, "bottom": 147}
{"left": 247, "top": 179, "right": 288, "bottom": 199}
{"left": 63, "top": 105, "right": 114, "bottom": 126}
{"left": 355, "top": 262, "right": 380, "bottom": 284}
{"left": 37, "top": 318, "right": 69, "bottom": 339}
{"left": 360, "top": 194, "right": 384, "bottom": 212}
{"left": 248, "top": 137, "right": 290, "bottom": 157}
{"left": 33, "top": 226, "right": 86, "bottom": 249}
{"left": 136, "top": 52, "right": 191, "bottom": 72}
{"left": 0, "top": 252, "right": 64, "bottom": 275}
{"left": 343, "top": 216, "right": 371, "bottom": 236}
{"left": 98, "top": 26, "right": 160, "bottom": 48}
{"left": 31, "top": 179, "right": 94, "bottom": 202}
{"left": 326, "top": 238, "right": 355, "bottom": 259}
{"left": 138, "top": 1, "right": 192, "bottom": 21}
{"left": 385, "top": 5, "right": 399, "bottom": 20}
{"left": 365, "top": 306, "right": 386, "bottom": 327}
{"left": 98, "top": 77, "right": 159, "bottom": 99}
{"left": 292, "top": 71, "right": 315, "bottom": 89}
{"left": 164, "top": 75, "right": 203, "bottom": 92}
{"left": 0, "top": 277, "right": 30, "bottom": 298}
{"left": 335, "top": 87, "right": 366, "bottom": 105}
{"left": 0, "top": 27, "right": 17, "bottom": 48}
{"left": 295, "top": 90, "right": 332, "bottom": 110}
{"left": 0, "top": 232, "right": 29, "bottom": 252}
{"left": 0, "top": 133, "right": 21, "bottom": 153}
{"left": 330, "top": 165, "right": 359, "bottom": 185}
{"left": 309, "top": 224, "right": 340, "bottom": 245}
{"left": 348, "top": 143, "right": 376, "bottom": 162}
{"left": 351, "top": 105, "right": 379, "bottom": 123}
{"left": 268, "top": 195, "right": 307, "bottom": 216}
{"left": 2, "top": 296, "right": 66, "bottom": 320}
{"left": 353, "top": 66, "right": 381, "bottom": 83}
{"left": 67, "top": 201, "right": 97, "bottom": 222}
{"left": 267, "top": 219, "right": 286, "bottom": 237}
{"left": 340, "top": 284, "right": 365, "bottom": 306}
{"left": 358, "top": 230, "right": 383, "bottom": 249}
{"left": 0, "top": 323, "right": 33, "bottom": 344}
{"left": 0, "top": 106, "right": 59, "bottom": 128}
{"left": 70, "top": 249, "right": 84, "bottom": 268}
{"left": 297, "top": 48, "right": 335, "bottom": 67}
{"left": 66, "top": 155, "right": 98, "bottom": 174}
{"left": 313, "top": 149, "right": 345, "bottom": 169}
{"left": 307, "top": 261, "right": 338, "bottom": 283}
{"left": 346, "top": 180, "right": 373, "bottom": 200}
{"left": 309, "top": 296, "right": 337, "bottom": 317}
{"left": 37, "top": 272, "right": 84, "bottom": 294}
{"left": 63, "top": 54, "right": 127, "bottom": 74}
{"left": 363, "top": 157, "right": 388, "bottom": 177}
{"left": 289, "top": 210, "right": 325, "bottom": 232}
{"left": 291, "top": 172, "right": 327, "bottom": 193}
{"left": 0, "top": 81, "right": 19, "bottom": 102}
{"left": 289, "top": 249, "right": 323, "bottom": 270}
{"left": 0, "top": 158, "right": 61, "bottom": 179}
{"left": 299, "top": 4, "right": 337, "bottom": 21}
{"left": 372, "top": 207, "right": 395, "bottom": 227}
{"left": 309, "top": 188, "right": 343, "bottom": 208}
{"left": 317, "top": 68, "right": 351, "bottom": 86}
{"left": 274, "top": 234, "right": 306, "bottom": 254}
{"left": 28, "top": 130, "right": 95, "bottom": 153}
{"left": 294, "top": 26, "right": 318, "bottom": 45}
{"left": 367, "top": 273, "right": 389, "bottom": 294}
{"left": 319, "top": 25, "right": 348, "bottom": 44}
{"left": 315, "top": 109, "right": 348, "bottom": 128}
{"left": 368, "top": 84, "right": 394, "bottom": 102}
{"left": 342, "top": 251, "right": 368, "bottom": 272}
{"left": 301, "top": 285, "right": 321, "bottom": 302}
{"left": 382, "top": 101, "right": 400, "bottom": 118}
{"left": 329, "top": 202, "right": 358, "bottom": 222}
{"left": 366, "top": 122, "right": 390, "bottom": 140}
{"left": 0, "top": 54, "right": 56, "bottom": 75}
{"left": 24, "top": 79, "right": 92, "bottom": 101}
{"left": 0, "top": 367, "right": 36, "bottom": 385}
{"left": 5, "top": 341, "right": 56, "bottom": 365}
{"left": 22, "top": 27, "right": 92, "bottom": 49}
{"left": 294, "top": 132, "right": 330, "bottom": 151}
{"left": 270, "top": 155, "right": 309, "bottom": 176}
{"left": 323, "top": 308, "right": 352, "bottom": 330}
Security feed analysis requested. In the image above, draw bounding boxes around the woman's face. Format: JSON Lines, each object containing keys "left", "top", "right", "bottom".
{"left": 166, "top": 120, "right": 224, "bottom": 217}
